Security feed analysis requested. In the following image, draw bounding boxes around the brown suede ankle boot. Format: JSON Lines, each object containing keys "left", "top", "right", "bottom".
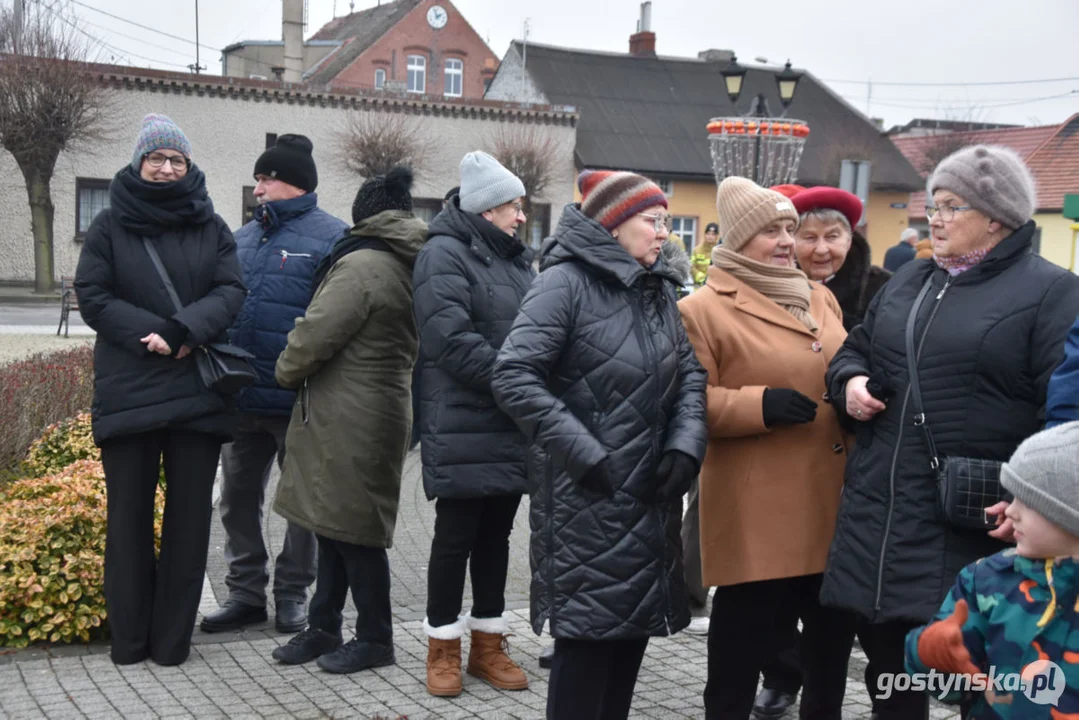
{"left": 466, "top": 628, "right": 529, "bottom": 691}
{"left": 426, "top": 636, "right": 462, "bottom": 697}
{"left": 425, "top": 617, "right": 466, "bottom": 697}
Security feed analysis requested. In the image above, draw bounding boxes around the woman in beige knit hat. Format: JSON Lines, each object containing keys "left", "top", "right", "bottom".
{"left": 678, "top": 176, "right": 855, "bottom": 719}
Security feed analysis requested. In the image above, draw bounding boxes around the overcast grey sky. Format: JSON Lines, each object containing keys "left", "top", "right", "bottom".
{"left": 41, "top": 0, "right": 1079, "bottom": 129}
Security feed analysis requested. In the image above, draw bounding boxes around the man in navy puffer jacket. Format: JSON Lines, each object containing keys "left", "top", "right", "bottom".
{"left": 201, "top": 134, "right": 348, "bottom": 635}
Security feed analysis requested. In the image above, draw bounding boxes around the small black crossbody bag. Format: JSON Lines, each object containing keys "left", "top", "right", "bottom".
{"left": 904, "top": 276, "right": 1006, "bottom": 530}
{"left": 142, "top": 237, "right": 256, "bottom": 394}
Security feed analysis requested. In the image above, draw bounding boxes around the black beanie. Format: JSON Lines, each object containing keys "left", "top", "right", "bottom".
{"left": 352, "top": 165, "right": 414, "bottom": 224}
{"left": 253, "top": 134, "right": 318, "bottom": 192}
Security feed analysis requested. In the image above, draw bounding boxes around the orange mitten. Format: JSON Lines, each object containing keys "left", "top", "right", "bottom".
{"left": 916, "top": 599, "right": 981, "bottom": 676}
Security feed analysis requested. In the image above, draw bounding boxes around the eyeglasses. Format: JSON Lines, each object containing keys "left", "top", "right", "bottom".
{"left": 796, "top": 233, "right": 850, "bottom": 246}
{"left": 511, "top": 201, "right": 525, "bottom": 215}
{"left": 143, "top": 152, "right": 189, "bottom": 171}
{"left": 926, "top": 205, "right": 973, "bottom": 222}
{"left": 638, "top": 213, "right": 673, "bottom": 233}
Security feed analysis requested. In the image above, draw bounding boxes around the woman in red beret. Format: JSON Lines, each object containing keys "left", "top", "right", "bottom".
{"left": 790, "top": 187, "right": 891, "bottom": 331}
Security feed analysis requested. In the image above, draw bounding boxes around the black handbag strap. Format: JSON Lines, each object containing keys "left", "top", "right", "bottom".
{"left": 141, "top": 237, "right": 184, "bottom": 314}
{"left": 905, "top": 274, "right": 943, "bottom": 470}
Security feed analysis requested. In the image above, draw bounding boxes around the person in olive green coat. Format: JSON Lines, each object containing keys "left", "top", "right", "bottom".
{"left": 269, "top": 166, "right": 427, "bottom": 675}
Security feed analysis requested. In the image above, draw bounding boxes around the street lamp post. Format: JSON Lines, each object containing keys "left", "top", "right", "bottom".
{"left": 717, "top": 57, "right": 804, "bottom": 184}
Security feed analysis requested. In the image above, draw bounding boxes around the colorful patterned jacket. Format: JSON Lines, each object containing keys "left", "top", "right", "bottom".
{"left": 906, "top": 549, "right": 1079, "bottom": 718}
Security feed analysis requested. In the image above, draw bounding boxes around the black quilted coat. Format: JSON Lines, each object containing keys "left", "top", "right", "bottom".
{"left": 412, "top": 199, "right": 536, "bottom": 500}
{"left": 492, "top": 205, "right": 708, "bottom": 640}
{"left": 821, "top": 221, "right": 1079, "bottom": 624}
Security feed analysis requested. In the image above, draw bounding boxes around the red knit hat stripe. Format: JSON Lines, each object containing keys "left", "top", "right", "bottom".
{"left": 578, "top": 170, "right": 667, "bottom": 232}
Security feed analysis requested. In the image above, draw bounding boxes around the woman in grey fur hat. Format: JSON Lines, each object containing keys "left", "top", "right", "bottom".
{"left": 818, "top": 145, "right": 1079, "bottom": 719}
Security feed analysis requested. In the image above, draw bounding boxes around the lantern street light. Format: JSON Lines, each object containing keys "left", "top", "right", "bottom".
{"left": 719, "top": 56, "right": 804, "bottom": 182}
{"left": 721, "top": 54, "right": 747, "bottom": 105}
{"left": 775, "top": 61, "right": 803, "bottom": 109}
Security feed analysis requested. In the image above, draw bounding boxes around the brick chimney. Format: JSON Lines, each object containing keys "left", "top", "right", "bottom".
{"left": 629, "top": 1, "right": 656, "bottom": 57}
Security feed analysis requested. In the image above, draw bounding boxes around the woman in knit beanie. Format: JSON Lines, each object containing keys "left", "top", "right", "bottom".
{"left": 926, "top": 144, "right": 1037, "bottom": 275}
{"left": 74, "top": 113, "right": 246, "bottom": 666}
{"left": 492, "top": 170, "right": 707, "bottom": 719}
{"left": 677, "top": 176, "right": 855, "bottom": 718}
{"left": 816, "top": 143, "right": 1079, "bottom": 718}
{"left": 272, "top": 165, "right": 427, "bottom": 674}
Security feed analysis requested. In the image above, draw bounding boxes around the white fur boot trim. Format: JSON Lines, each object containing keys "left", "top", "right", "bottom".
{"left": 424, "top": 616, "right": 467, "bottom": 640}
{"left": 467, "top": 614, "right": 509, "bottom": 635}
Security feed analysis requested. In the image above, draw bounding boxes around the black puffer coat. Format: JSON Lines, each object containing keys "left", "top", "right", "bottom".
{"left": 821, "top": 221, "right": 1079, "bottom": 624}
{"left": 75, "top": 166, "right": 246, "bottom": 444}
{"left": 492, "top": 205, "right": 708, "bottom": 640}
{"left": 412, "top": 198, "right": 536, "bottom": 500}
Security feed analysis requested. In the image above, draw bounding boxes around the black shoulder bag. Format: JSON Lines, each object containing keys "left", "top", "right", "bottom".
{"left": 905, "top": 275, "right": 1006, "bottom": 530}
{"left": 142, "top": 238, "right": 256, "bottom": 394}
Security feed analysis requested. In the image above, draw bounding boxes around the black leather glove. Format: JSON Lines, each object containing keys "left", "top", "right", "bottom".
{"left": 762, "top": 388, "right": 818, "bottom": 427}
{"left": 578, "top": 458, "right": 614, "bottom": 498}
{"left": 655, "top": 451, "right": 697, "bottom": 502}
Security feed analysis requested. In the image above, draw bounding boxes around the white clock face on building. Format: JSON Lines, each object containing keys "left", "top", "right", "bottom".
{"left": 427, "top": 5, "right": 448, "bottom": 29}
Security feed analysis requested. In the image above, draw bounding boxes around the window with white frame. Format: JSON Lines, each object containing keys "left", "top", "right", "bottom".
{"left": 76, "top": 178, "right": 110, "bottom": 236}
{"left": 444, "top": 58, "right": 463, "bottom": 97}
{"left": 407, "top": 55, "right": 426, "bottom": 93}
{"left": 671, "top": 216, "right": 697, "bottom": 254}
{"left": 374, "top": 68, "right": 386, "bottom": 89}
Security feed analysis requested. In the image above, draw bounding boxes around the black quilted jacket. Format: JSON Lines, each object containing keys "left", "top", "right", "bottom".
{"left": 492, "top": 205, "right": 708, "bottom": 640}
{"left": 821, "top": 221, "right": 1079, "bottom": 624}
{"left": 412, "top": 199, "right": 536, "bottom": 500}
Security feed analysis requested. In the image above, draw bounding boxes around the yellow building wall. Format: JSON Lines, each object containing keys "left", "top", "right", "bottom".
{"left": 863, "top": 192, "right": 911, "bottom": 268}
{"left": 666, "top": 181, "right": 720, "bottom": 252}
{"left": 1034, "top": 213, "right": 1076, "bottom": 271}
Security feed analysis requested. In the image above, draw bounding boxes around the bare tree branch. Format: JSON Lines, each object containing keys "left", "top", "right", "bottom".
{"left": 336, "top": 111, "right": 434, "bottom": 180}
{"left": 0, "top": 6, "right": 112, "bottom": 292}
{"left": 487, "top": 124, "right": 560, "bottom": 201}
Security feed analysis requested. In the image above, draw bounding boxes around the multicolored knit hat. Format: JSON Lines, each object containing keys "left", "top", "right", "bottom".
{"left": 131, "top": 114, "right": 192, "bottom": 170}
{"left": 578, "top": 170, "right": 668, "bottom": 232}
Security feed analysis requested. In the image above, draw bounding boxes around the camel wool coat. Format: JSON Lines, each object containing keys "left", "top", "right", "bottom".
{"left": 678, "top": 266, "right": 849, "bottom": 588}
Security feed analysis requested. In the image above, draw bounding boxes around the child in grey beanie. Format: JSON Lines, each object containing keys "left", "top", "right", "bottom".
{"left": 1000, "top": 421, "right": 1079, "bottom": 553}
{"left": 903, "top": 422, "right": 1079, "bottom": 719}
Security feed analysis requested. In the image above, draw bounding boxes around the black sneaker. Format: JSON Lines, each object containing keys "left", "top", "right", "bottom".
{"left": 271, "top": 628, "right": 343, "bottom": 665}
{"left": 316, "top": 639, "right": 396, "bottom": 674}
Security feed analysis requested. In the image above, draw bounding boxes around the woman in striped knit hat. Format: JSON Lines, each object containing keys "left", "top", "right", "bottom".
{"left": 493, "top": 170, "right": 708, "bottom": 719}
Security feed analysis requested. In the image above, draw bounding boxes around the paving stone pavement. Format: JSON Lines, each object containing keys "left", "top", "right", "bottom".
{"left": 0, "top": 449, "right": 960, "bottom": 719}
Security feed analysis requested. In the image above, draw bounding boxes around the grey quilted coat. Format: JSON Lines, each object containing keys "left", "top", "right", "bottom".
{"left": 492, "top": 205, "right": 708, "bottom": 640}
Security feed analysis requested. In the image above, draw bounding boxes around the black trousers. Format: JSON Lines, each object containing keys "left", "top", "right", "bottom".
{"left": 100, "top": 429, "right": 221, "bottom": 666}
{"left": 705, "top": 574, "right": 856, "bottom": 720}
{"left": 858, "top": 619, "right": 928, "bottom": 720}
{"left": 308, "top": 535, "right": 392, "bottom": 645}
{"left": 762, "top": 617, "right": 803, "bottom": 694}
{"left": 426, "top": 494, "right": 521, "bottom": 628}
{"left": 547, "top": 637, "right": 649, "bottom": 720}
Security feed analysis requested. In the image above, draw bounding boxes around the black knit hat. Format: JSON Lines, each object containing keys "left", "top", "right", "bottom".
{"left": 253, "top": 134, "right": 318, "bottom": 193}
{"left": 352, "top": 165, "right": 414, "bottom": 224}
